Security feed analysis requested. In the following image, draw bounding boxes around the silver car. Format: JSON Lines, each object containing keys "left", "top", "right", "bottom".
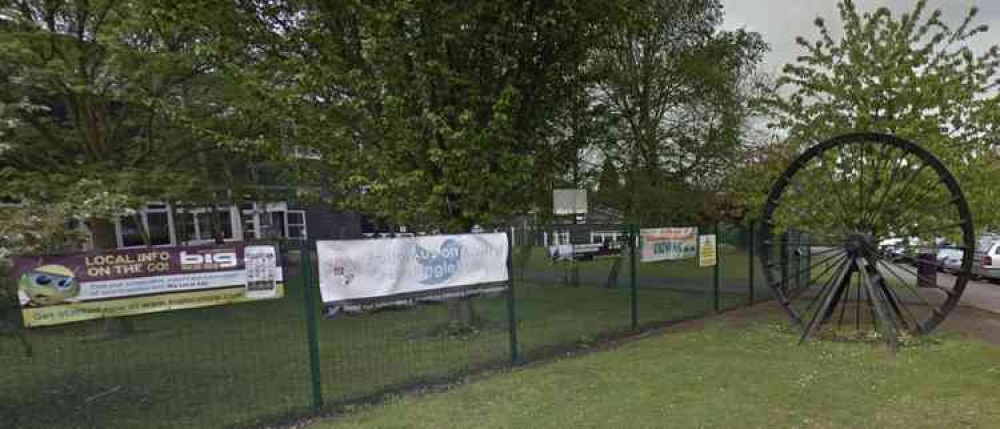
{"left": 937, "top": 248, "right": 963, "bottom": 274}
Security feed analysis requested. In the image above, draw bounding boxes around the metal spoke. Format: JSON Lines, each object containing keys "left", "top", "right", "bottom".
{"left": 867, "top": 163, "right": 933, "bottom": 233}
{"left": 861, "top": 147, "right": 911, "bottom": 228}
{"left": 860, "top": 258, "right": 899, "bottom": 349}
{"left": 875, "top": 259, "right": 937, "bottom": 311}
{"left": 802, "top": 256, "right": 851, "bottom": 315}
{"left": 788, "top": 252, "right": 849, "bottom": 301}
{"left": 800, "top": 256, "right": 854, "bottom": 343}
{"left": 760, "top": 133, "right": 973, "bottom": 345}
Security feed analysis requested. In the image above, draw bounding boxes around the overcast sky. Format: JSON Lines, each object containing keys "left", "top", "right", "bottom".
{"left": 719, "top": 0, "right": 1000, "bottom": 75}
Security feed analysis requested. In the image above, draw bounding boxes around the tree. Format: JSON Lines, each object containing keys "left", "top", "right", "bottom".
{"left": 0, "top": 1, "right": 283, "bottom": 238}
{"left": 231, "top": 0, "right": 631, "bottom": 323}
{"left": 590, "top": 0, "right": 767, "bottom": 224}
{"left": 763, "top": 0, "right": 1000, "bottom": 230}
{"left": 0, "top": 0, "right": 276, "bottom": 335}
{"left": 243, "top": 1, "right": 630, "bottom": 231}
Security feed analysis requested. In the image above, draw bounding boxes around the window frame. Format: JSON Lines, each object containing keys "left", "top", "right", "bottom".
{"left": 176, "top": 207, "right": 241, "bottom": 245}
{"left": 115, "top": 203, "right": 177, "bottom": 248}
{"left": 286, "top": 209, "right": 307, "bottom": 241}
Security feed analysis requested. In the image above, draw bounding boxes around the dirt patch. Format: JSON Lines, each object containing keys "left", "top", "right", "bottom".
{"left": 651, "top": 301, "right": 785, "bottom": 335}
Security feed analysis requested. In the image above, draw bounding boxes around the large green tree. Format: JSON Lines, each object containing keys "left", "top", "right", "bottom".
{"left": 240, "top": 0, "right": 627, "bottom": 232}
{"left": 590, "top": 0, "right": 766, "bottom": 225}
{"left": 759, "top": 0, "right": 1000, "bottom": 232}
{"left": 0, "top": 1, "right": 277, "bottom": 246}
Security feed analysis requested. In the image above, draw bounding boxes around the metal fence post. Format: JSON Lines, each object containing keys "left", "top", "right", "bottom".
{"left": 505, "top": 230, "right": 520, "bottom": 365}
{"left": 300, "top": 246, "right": 324, "bottom": 410}
{"left": 713, "top": 221, "right": 721, "bottom": 313}
{"left": 629, "top": 225, "right": 639, "bottom": 332}
{"left": 748, "top": 220, "right": 755, "bottom": 306}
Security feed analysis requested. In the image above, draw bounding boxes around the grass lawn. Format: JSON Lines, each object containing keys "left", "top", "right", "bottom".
{"left": 310, "top": 306, "right": 1000, "bottom": 429}
{"left": 0, "top": 258, "right": 742, "bottom": 429}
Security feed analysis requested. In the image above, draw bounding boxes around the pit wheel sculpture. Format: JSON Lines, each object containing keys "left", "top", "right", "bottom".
{"left": 760, "top": 133, "right": 974, "bottom": 348}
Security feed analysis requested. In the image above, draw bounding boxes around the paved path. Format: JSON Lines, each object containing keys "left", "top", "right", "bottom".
{"left": 955, "top": 278, "right": 1000, "bottom": 314}
{"left": 876, "top": 263, "right": 1000, "bottom": 314}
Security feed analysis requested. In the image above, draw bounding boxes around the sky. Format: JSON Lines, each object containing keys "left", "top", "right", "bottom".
{"left": 719, "top": 0, "right": 1000, "bottom": 75}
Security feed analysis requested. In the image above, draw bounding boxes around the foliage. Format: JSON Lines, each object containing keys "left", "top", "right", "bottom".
{"left": 590, "top": 0, "right": 766, "bottom": 224}
{"left": 235, "top": 0, "right": 630, "bottom": 232}
{"left": 0, "top": 0, "right": 278, "bottom": 243}
{"left": 757, "top": 0, "right": 1000, "bottom": 231}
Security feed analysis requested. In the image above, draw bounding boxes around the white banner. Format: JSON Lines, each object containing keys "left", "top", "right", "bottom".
{"left": 316, "top": 233, "right": 509, "bottom": 305}
{"left": 640, "top": 227, "right": 698, "bottom": 262}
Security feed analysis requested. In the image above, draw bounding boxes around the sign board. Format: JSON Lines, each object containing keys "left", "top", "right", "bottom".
{"left": 316, "top": 233, "right": 509, "bottom": 311}
{"left": 553, "top": 189, "right": 587, "bottom": 215}
{"left": 699, "top": 234, "right": 717, "bottom": 267}
{"left": 640, "top": 227, "right": 698, "bottom": 262}
{"left": 13, "top": 243, "right": 283, "bottom": 327}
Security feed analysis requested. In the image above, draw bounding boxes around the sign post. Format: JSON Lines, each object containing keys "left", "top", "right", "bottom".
{"left": 699, "top": 230, "right": 719, "bottom": 312}
{"left": 505, "top": 230, "right": 520, "bottom": 364}
{"left": 301, "top": 247, "right": 324, "bottom": 410}
{"left": 629, "top": 225, "right": 638, "bottom": 332}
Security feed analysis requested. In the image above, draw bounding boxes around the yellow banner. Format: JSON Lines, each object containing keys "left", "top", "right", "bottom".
{"left": 699, "top": 235, "right": 717, "bottom": 267}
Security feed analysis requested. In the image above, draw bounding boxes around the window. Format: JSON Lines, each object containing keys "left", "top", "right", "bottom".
{"left": 120, "top": 215, "right": 144, "bottom": 247}
{"left": 287, "top": 210, "right": 307, "bottom": 241}
{"left": 146, "top": 212, "right": 171, "bottom": 245}
{"left": 177, "top": 209, "right": 236, "bottom": 242}
{"left": 266, "top": 212, "right": 285, "bottom": 239}
{"left": 117, "top": 204, "right": 173, "bottom": 248}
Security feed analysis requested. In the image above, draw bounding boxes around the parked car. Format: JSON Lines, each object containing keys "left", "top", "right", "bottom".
{"left": 882, "top": 245, "right": 905, "bottom": 261}
{"left": 937, "top": 248, "right": 963, "bottom": 274}
{"left": 976, "top": 241, "right": 1000, "bottom": 282}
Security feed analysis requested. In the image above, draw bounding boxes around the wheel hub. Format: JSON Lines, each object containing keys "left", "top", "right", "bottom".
{"left": 844, "top": 233, "right": 874, "bottom": 257}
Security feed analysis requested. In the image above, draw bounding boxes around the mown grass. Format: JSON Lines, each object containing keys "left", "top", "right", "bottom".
{"left": 0, "top": 250, "right": 751, "bottom": 429}
{"left": 311, "top": 308, "right": 1000, "bottom": 429}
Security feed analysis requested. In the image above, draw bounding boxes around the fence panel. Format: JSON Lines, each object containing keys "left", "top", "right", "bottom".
{"left": 718, "top": 223, "right": 754, "bottom": 311}
{"left": 512, "top": 226, "right": 634, "bottom": 359}
{"left": 0, "top": 254, "right": 311, "bottom": 429}
{"left": 315, "top": 281, "right": 510, "bottom": 404}
{"left": 2, "top": 221, "right": 775, "bottom": 428}
{"left": 634, "top": 224, "right": 713, "bottom": 326}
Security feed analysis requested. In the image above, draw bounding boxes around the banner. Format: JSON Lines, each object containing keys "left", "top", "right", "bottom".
{"left": 640, "top": 227, "right": 698, "bottom": 262}
{"left": 13, "top": 243, "right": 283, "bottom": 327}
{"left": 317, "top": 233, "right": 509, "bottom": 311}
{"left": 699, "top": 234, "right": 717, "bottom": 267}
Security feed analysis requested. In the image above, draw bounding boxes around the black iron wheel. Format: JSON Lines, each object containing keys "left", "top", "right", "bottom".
{"left": 759, "top": 132, "right": 974, "bottom": 348}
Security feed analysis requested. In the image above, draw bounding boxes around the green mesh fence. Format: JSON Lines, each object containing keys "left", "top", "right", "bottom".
{"left": 1, "top": 223, "right": 767, "bottom": 428}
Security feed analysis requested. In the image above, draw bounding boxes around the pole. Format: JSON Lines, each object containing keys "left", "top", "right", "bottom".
{"left": 629, "top": 224, "right": 638, "bottom": 332}
{"left": 505, "top": 230, "right": 520, "bottom": 364}
{"left": 748, "top": 220, "right": 755, "bottom": 305}
{"left": 301, "top": 245, "right": 324, "bottom": 410}
{"left": 713, "top": 221, "right": 721, "bottom": 313}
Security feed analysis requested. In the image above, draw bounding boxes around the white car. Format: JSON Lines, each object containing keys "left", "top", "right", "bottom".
{"left": 977, "top": 241, "right": 1000, "bottom": 282}
{"left": 937, "top": 248, "right": 963, "bottom": 274}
